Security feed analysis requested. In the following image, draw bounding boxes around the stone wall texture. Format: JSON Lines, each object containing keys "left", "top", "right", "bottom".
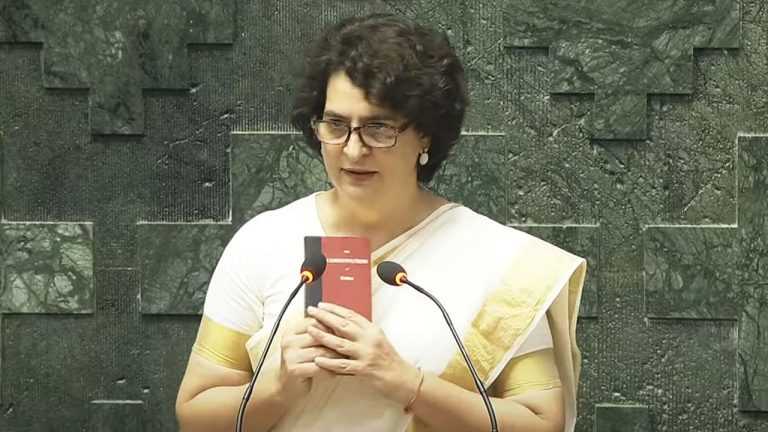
{"left": 1, "top": 1, "right": 767, "bottom": 431}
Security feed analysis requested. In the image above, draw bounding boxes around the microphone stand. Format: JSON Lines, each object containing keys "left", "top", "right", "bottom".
{"left": 402, "top": 278, "right": 499, "bottom": 432}
{"left": 235, "top": 276, "right": 308, "bottom": 432}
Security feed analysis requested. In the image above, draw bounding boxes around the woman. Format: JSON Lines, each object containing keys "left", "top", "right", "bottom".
{"left": 176, "top": 13, "right": 585, "bottom": 432}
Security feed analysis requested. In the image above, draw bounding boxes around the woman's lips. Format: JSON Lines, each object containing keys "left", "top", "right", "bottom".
{"left": 342, "top": 168, "right": 377, "bottom": 179}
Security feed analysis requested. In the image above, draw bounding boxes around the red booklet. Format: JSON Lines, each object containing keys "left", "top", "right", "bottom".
{"left": 304, "top": 236, "right": 372, "bottom": 321}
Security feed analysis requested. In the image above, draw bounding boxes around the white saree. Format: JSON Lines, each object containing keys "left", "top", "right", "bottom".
{"left": 193, "top": 192, "right": 586, "bottom": 432}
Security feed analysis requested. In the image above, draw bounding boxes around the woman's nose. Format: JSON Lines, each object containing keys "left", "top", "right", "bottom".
{"left": 343, "top": 129, "right": 370, "bottom": 159}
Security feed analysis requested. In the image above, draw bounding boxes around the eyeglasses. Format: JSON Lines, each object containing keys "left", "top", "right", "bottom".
{"left": 311, "top": 118, "right": 411, "bottom": 148}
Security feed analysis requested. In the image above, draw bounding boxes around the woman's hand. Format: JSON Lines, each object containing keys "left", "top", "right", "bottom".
{"left": 306, "top": 302, "right": 421, "bottom": 405}
{"left": 278, "top": 317, "right": 344, "bottom": 398}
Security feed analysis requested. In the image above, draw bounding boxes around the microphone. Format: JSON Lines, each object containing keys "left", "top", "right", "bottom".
{"left": 377, "top": 261, "right": 499, "bottom": 432}
{"left": 235, "top": 253, "right": 327, "bottom": 432}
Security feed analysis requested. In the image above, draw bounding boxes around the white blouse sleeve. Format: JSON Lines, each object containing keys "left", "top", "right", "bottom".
{"left": 202, "top": 222, "right": 265, "bottom": 335}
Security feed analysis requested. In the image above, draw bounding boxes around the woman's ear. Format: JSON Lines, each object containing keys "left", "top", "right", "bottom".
{"left": 420, "top": 133, "right": 431, "bottom": 151}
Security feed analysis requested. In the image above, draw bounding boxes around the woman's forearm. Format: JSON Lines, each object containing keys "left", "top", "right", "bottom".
{"left": 410, "top": 374, "right": 560, "bottom": 432}
{"left": 177, "top": 368, "right": 295, "bottom": 432}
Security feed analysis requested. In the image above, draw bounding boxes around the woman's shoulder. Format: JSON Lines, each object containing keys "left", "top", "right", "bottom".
{"left": 236, "top": 193, "right": 319, "bottom": 237}
{"left": 448, "top": 206, "right": 583, "bottom": 263}
{"left": 224, "top": 193, "right": 322, "bottom": 258}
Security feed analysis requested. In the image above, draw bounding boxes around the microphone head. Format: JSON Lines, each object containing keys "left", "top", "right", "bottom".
{"left": 301, "top": 253, "right": 327, "bottom": 284}
{"left": 377, "top": 261, "right": 407, "bottom": 286}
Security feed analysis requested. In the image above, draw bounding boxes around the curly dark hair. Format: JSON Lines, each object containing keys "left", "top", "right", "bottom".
{"left": 290, "top": 13, "right": 468, "bottom": 183}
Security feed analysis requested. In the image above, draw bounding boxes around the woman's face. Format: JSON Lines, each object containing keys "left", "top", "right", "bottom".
{"left": 319, "top": 71, "right": 428, "bottom": 204}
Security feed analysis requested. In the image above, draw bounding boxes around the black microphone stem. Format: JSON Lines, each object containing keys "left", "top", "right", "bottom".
{"left": 235, "top": 276, "right": 307, "bottom": 432}
{"left": 404, "top": 279, "right": 499, "bottom": 432}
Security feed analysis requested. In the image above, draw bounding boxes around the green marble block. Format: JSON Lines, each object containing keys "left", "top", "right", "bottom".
{"left": 138, "top": 223, "right": 232, "bottom": 315}
{"left": 0, "top": 223, "right": 93, "bottom": 410}
{"left": 642, "top": 136, "right": 768, "bottom": 412}
{"left": 736, "top": 136, "right": 768, "bottom": 412}
{"left": 431, "top": 133, "right": 508, "bottom": 223}
{"left": 0, "top": 223, "right": 93, "bottom": 314}
{"left": 595, "top": 404, "right": 650, "bottom": 432}
{"left": 230, "top": 133, "right": 329, "bottom": 227}
{"left": 89, "top": 400, "right": 143, "bottom": 432}
{"left": 504, "top": 0, "right": 740, "bottom": 140}
{"left": 2, "top": 268, "right": 143, "bottom": 431}
{"left": 0, "top": 0, "right": 234, "bottom": 134}
{"left": 644, "top": 226, "right": 739, "bottom": 319}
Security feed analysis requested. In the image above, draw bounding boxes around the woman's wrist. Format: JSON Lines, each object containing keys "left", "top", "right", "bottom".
{"left": 384, "top": 361, "right": 424, "bottom": 407}
{"left": 275, "top": 370, "right": 306, "bottom": 402}
{"left": 403, "top": 366, "right": 425, "bottom": 412}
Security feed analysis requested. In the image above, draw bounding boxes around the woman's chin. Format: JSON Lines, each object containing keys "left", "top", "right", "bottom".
{"left": 337, "top": 184, "right": 379, "bottom": 199}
